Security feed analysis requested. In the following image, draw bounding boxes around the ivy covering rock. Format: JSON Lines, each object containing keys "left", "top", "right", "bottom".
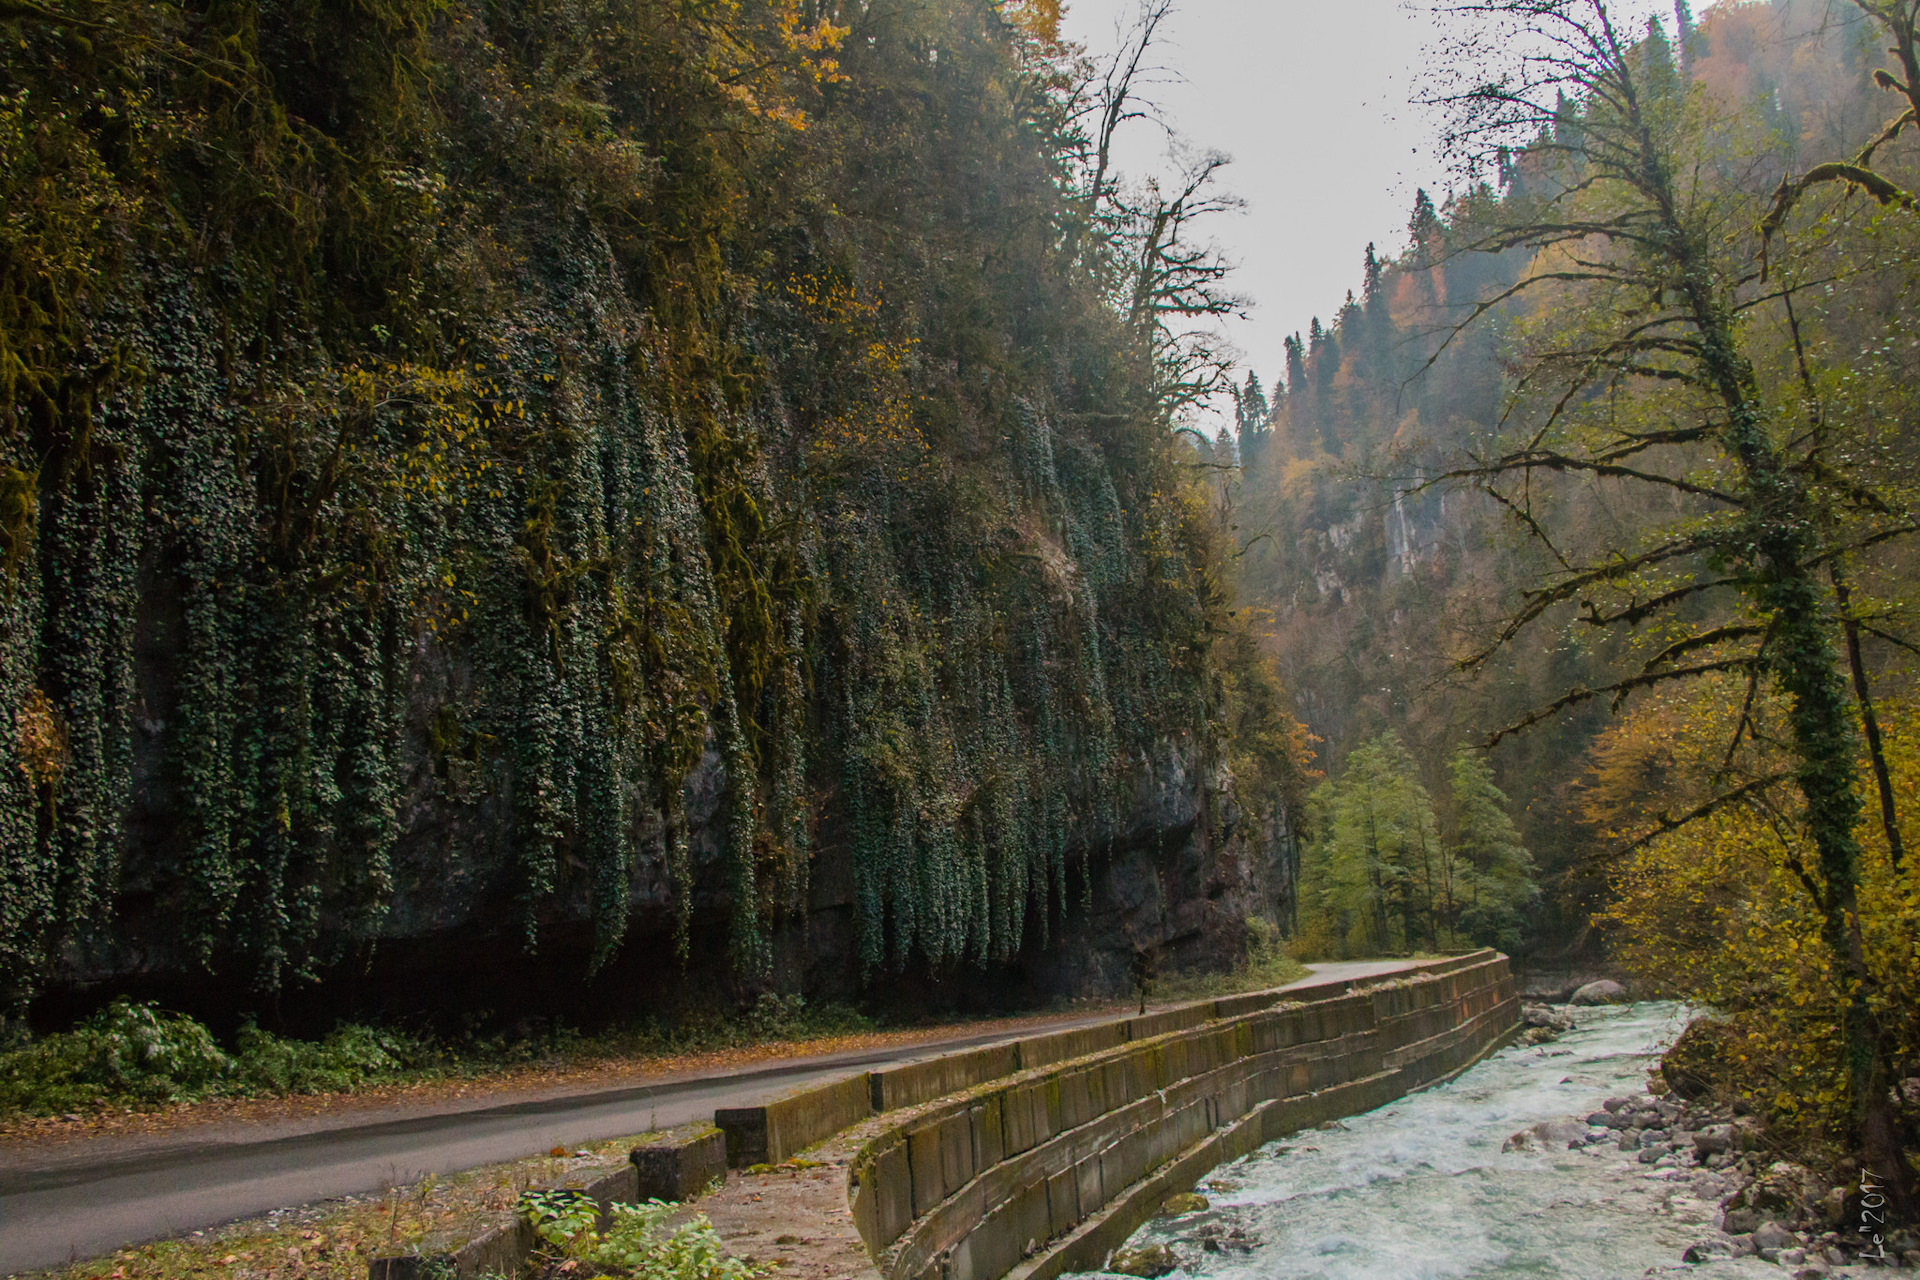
{"left": 0, "top": 0, "right": 1312, "bottom": 1019}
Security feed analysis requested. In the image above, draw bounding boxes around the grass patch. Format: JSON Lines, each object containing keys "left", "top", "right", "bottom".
{"left": 19, "top": 1133, "right": 664, "bottom": 1280}
{"left": 523, "top": 1194, "right": 760, "bottom": 1280}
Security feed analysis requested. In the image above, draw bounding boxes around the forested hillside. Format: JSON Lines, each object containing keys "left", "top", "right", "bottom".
{"left": 1234, "top": 0, "right": 1920, "bottom": 960}
{"left": 1235, "top": 0, "right": 1920, "bottom": 1186}
{"left": 0, "top": 0, "right": 1310, "bottom": 1026}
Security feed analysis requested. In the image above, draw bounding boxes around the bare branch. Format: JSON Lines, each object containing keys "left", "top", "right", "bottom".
{"left": 1482, "top": 657, "right": 1760, "bottom": 746}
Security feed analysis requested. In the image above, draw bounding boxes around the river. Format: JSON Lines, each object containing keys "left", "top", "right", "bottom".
{"left": 1085, "top": 1003, "right": 1822, "bottom": 1280}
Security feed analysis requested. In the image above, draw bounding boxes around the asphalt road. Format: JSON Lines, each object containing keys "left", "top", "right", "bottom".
{"left": 0, "top": 960, "right": 1417, "bottom": 1274}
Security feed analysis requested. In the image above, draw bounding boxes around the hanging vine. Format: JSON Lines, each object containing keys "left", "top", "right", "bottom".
{"left": 0, "top": 0, "right": 1270, "bottom": 1010}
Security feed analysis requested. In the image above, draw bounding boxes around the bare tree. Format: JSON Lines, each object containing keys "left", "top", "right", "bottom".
{"left": 1062, "top": 0, "right": 1177, "bottom": 225}
{"left": 1420, "top": 0, "right": 1915, "bottom": 1204}
{"left": 1114, "top": 148, "right": 1245, "bottom": 419}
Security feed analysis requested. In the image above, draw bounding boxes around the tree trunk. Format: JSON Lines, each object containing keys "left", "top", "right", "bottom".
{"left": 1831, "top": 568, "right": 1906, "bottom": 871}
{"left": 1673, "top": 248, "right": 1912, "bottom": 1211}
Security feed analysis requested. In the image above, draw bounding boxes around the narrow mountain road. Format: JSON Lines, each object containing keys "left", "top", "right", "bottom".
{"left": 0, "top": 961, "right": 1417, "bottom": 1274}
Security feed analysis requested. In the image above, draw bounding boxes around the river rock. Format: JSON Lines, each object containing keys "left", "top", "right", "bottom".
{"left": 1639, "top": 1143, "right": 1674, "bottom": 1163}
{"left": 1109, "top": 1244, "right": 1176, "bottom": 1277}
{"left": 1503, "top": 1119, "right": 1587, "bottom": 1152}
{"left": 1619, "top": 1130, "right": 1642, "bottom": 1152}
{"left": 1570, "top": 979, "right": 1628, "bottom": 1005}
{"left": 1157, "top": 1192, "right": 1209, "bottom": 1216}
{"left": 1522, "top": 1003, "right": 1575, "bottom": 1030}
{"left": 1736, "top": 1163, "right": 1822, "bottom": 1219}
{"left": 1692, "top": 1125, "right": 1736, "bottom": 1155}
{"left": 1682, "top": 1240, "right": 1731, "bottom": 1263}
{"left": 1752, "top": 1221, "right": 1798, "bottom": 1251}
{"left": 1721, "top": 1208, "right": 1759, "bottom": 1235}
{"left": 1726, "top": 1233, "right": 1757, "bottom": 1257}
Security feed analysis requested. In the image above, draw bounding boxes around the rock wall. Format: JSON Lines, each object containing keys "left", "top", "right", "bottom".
{"left": 38, "top": 729, "right": 1278, "bottom": 1032}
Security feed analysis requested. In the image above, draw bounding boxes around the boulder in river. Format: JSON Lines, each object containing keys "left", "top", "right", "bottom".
{"left": 1570, "top": 979, "right": 1627, "bottom": 1005}
{"left": 1502, "top": 1119, "right": 1586, "bottom": 1152}
{"left": 1156, "top": 1192, "right": 1209, "bottom": 1216}
{"left": 1109, "top": 1244, "right": 1176, "bottom": 1277}
{"left": 1521, "top": 1003, "right": 1574, "bottom": 1030}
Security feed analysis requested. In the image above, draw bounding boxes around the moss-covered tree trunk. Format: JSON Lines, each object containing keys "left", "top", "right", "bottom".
{"left": 1649, "top": 144, "right": 1912, "bottom": 1211}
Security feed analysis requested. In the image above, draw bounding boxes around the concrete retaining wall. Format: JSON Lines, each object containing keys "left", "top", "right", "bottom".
{"left": 847, "top": 953, "right": 1517, "bottom": 1280}
{"left": 722, "top": 959, "right": 1487, "bottom": 1167}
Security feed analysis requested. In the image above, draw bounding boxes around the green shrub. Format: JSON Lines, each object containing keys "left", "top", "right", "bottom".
{"left": 523, "top": 1192, "right": 764, "bottom": 1280}
{"left": 79, "top": 1001, "right": 233, "bottom": 1100}
{"left": 0, "top": 1000, "right": 232, "bottom": 1114}
{"left": 231, "top": 1022, "right": 416, "bottom": 1095}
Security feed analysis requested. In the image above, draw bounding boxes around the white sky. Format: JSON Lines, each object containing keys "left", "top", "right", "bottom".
{"left": 1056, "top": 0, "right": 1665, "bottom": 420}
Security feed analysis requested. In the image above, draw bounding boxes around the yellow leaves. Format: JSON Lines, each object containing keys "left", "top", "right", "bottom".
{"left": 1597, "top": 697, "right": 1920, "bottom": 1145}
{"left": 999, "top": 0, "right": 1062, "bottom": 45}
{"left": 15, "top": 686, "right": 67, "bottom": 790}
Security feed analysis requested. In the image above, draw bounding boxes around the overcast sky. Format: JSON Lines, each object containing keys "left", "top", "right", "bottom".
{"left": 1055, "top": 0, "right": 1664, "bottom": 419}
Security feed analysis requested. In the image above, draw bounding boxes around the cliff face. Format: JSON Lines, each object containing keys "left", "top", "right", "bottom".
{"left": 52, "top": 682, "right": 1272, "bottom": 1027}
{"left": 4, "top": 0, "right": 1301, "bottom": 1027}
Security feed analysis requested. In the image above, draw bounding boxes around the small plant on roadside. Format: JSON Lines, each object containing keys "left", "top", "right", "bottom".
{"left": 521, "top": 1192, "right": 765, "bottom": 1280}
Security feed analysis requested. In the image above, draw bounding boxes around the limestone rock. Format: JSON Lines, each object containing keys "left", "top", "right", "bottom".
{"left": 1736, "top": 1163, "right": 1822, "bottom": 1220}
{"left": 1570, "top": 979, "right": 1627, "bottom": 1006}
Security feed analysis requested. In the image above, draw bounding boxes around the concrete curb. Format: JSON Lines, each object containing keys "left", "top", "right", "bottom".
{"left": 365, "top": 1125, "right": 716, "bottom": 1280}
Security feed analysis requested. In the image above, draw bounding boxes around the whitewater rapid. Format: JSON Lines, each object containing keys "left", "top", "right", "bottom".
{"left": 1084, "top": 1003, "right": 1810, "bottom": 1280}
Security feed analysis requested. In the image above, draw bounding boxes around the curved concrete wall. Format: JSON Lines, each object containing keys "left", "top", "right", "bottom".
{"left": 847, "top": 953, "right": 1517, "bottom": 1280}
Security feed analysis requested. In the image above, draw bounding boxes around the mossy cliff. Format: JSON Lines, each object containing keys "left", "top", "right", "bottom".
{"left": 0, "top": 0, "right": 1303, "bottom": 1023}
